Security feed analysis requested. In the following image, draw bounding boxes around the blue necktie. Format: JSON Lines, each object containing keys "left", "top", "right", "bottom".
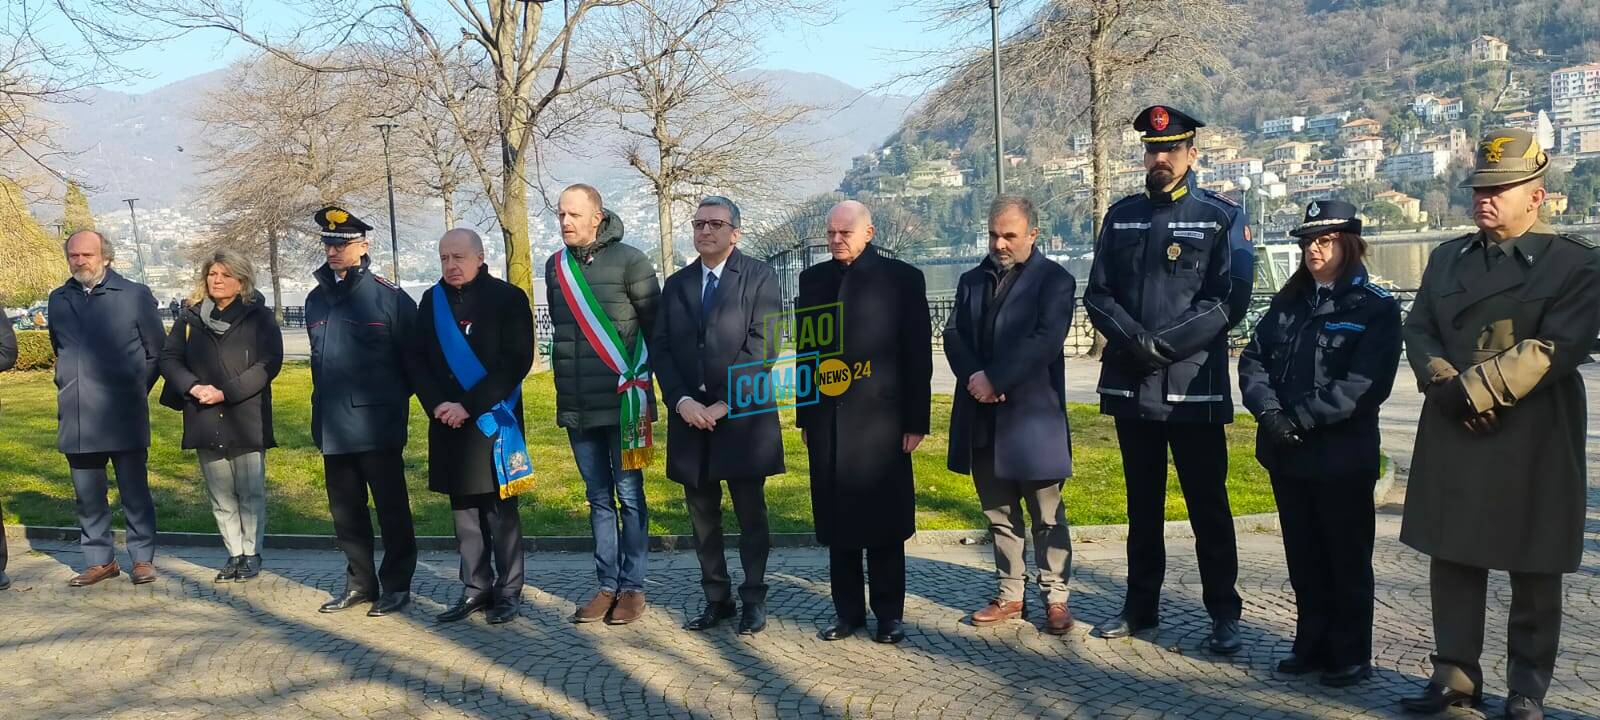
{"left": 701, "top": 272, "right": 719, "bottom": 324}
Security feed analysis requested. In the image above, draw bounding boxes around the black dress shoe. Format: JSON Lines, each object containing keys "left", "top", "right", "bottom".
{"left": 1208, "top": 618, "right": 1243, "bottom": 655}
{"left": 319, "top": 589, "right": 373, "bottom": 613}
{"left": 236, "top": 555, "right": 262, "bottom": 582}
{"left": 874, "top": 619, "right": 906, "bottom": 644}
{"left": 1399, "top": 682, "right": 1481, "bottom": 714}
{"left": 215, "top": 556, "right": 242, "bottom": 583}
{"left": 486, "top": 601, "right": 519, "bottom": 625}
{"left": 1503, "top": 694, "right": 1544, "bottom": 720}
{"left": 818, "top": 619, "right": 861, "bottom": 641}
{"left": 1092, "top": 614, "right": 1159, "bottom": 639}
{"left": 1320, "top": 663, "right": 1371, "bottom": 688}
{"left": 685, "top": 601, "right": 737, "bottom": 631}
{"left": 738, "top": 604, "right": 767, "bottom": 636}
{"left": 367, "top": 591, "right": 411, "bottom": 617}
{"left": 436, "top": 595, "right": 493, "bottom": 623}
{"left": 1276, "top": 653, "right": 1321, "bottom": 675}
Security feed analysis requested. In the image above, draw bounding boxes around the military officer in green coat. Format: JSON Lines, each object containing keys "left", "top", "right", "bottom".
{"left": 1399, "top": 128, "right": 1600, "bottom": 720}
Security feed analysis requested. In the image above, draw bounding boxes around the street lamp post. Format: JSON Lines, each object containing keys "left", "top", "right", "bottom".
{"left": 989, "top": 0, "right": 1005, "bottom": 196}
{"left": 123, "top": 198, "right": 147, "bottom": 283}
{"left": 374, "top": 122, "right": 402, "bottom": 281}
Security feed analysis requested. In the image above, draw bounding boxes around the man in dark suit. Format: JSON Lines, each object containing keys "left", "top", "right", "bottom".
{"left": 305, "top": 206, "right": 419, "bottom": 618}
{"left": 49, "top": 230, "right": 166, "bottom": 587}
{"left": 798, "top": 200, "right": 933, "bottom": 645}
{"left": 944, "top": 196, "right": 1077, "bottom": 635}
{"left": 653, "top": 196, "right": 785, "bottom": 636}
{"left": 409, "top": 229, "right": 535, "bottom": 626}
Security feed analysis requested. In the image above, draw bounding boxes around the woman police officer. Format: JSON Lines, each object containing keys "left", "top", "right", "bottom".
{"left": 1238, "top": 200, "right": 1401, "bottom": 688}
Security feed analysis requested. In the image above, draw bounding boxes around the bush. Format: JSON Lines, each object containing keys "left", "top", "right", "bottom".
{"left": 13, "top": 330, "right": 54, "bottom": 370}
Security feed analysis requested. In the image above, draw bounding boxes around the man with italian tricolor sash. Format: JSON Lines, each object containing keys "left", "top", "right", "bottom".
{"left": 546, "top": 183, "right": 661, "bottom": 626}
{"left": 408, "top": 229, "right": 535, "bottom": 626}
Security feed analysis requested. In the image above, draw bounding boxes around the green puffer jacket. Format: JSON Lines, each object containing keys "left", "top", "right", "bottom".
{"left": 544, "top": 210, "right": 661, "bottom": 430}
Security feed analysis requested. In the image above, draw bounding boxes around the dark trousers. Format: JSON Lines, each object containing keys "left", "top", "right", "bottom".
{"left": 1429, "top": 557, "right": 1563, "bottom": 701}
{"left": 1113, "top": 419, "right": 1241, "bottom": 621}
{"left": 450, "top": 493, "right": 524, "bottom": 603}
{"left": 1272, "top": 471, "right": 1376, "bottom": 667}
{"left": 684, "top": 478, "right": 771, "bottom": 605}
{"left": 67, "top": 450, "right": 157, "bottom": 566}
{"left": 1, "top": 498, "right": 8, "bottom": 573}
{"left": 829, "top": 544, "right": 906, "bottom": 625}
{"left": 323, "top": 450, "right": 417, "bottom": 594}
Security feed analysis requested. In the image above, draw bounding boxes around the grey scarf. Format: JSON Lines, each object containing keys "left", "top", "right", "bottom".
{"left": 198, "top": 298, "right": 236, "bottom": 335}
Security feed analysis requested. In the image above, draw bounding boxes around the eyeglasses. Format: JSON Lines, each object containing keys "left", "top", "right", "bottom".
{"left": 691, "top": 219, "right": 735, "bottom": 232}
{"left": 1298, "top": 235, "right": 1337, "bottom": 250}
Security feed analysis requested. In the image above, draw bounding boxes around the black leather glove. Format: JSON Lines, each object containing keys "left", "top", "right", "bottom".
{"left": 1258, "top": 410, "right": 1303, "bottom": 447}
{"left": 1131, "top": 332, "right": 1173, "bottom": 374}
{"left": 1426, "top": 377, "right": 1474, "bottom": 419}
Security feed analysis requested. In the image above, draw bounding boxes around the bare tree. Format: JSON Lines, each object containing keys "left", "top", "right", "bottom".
{"left": 192, "top": 54, "right": 390, "bottom": 309}
{"left": 597, "top": 0, "right": 820, "bottom": 272}
{"left": 903, "top": 0, "right": 1243, "bottom": 236}
{"left": 744, "top": 191, "right": 931, "bottom": 261}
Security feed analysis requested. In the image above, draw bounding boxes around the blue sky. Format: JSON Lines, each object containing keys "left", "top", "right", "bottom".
{"left": 81, "top": 1, "right": 986, "bottom": 95}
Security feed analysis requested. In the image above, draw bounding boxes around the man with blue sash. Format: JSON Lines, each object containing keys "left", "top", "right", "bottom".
{"left": 409, "top": 229, "right": 536, "bottom": 625}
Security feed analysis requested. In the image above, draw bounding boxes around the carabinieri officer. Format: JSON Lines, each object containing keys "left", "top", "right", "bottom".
{"left": 1238, "top": 200, "right": 1401, "bottom": 688}
{"left": 1084, "top": 105, "right": 1255, "bottom": 653}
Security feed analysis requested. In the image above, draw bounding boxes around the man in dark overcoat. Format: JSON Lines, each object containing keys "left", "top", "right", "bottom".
{"left": 409, "top": 229, "right": 534, "bottom": 625}
{"left": 49, "top": 230, "right": 166, "bottom": 587}
{"left": 1399, "top": 128, "right": 1600, "bottom": 720}
{"left": 944, "top": 196, "right": 1077, "bottom": 635}
{"left": 797, "top": 200, "right": 932, "bottom": 645}
{"left": 653, "top": 196, "right": 785, "bottom": 636}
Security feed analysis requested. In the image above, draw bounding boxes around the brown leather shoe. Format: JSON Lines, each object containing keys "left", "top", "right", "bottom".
{"left": 130, "top": 562, "right": 158, "bottom": 585}
{"left": 607, "top": 590, "right": 647, "bottom": 625}
{"left": 570, "top": 590, "right": 616, "bottom": 624}
{"left": 1045, "top": 603, "right": 1074, "bottom": 635}
{"left": 68, "top": 562, "right": 121, "bottom": 587}
{"left": 972, "top": 599, "right": 1025, "bottom": 626}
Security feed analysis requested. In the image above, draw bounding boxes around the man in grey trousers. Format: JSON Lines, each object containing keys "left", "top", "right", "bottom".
{"left": 943, "top": 196, "right": 1078, "bottom": 635}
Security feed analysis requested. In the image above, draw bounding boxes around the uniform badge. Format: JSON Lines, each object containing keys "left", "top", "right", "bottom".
{"left": 1167, "top": 243, "right": 1182, "bottom": 261}
{"left": 1308, "top": 202, "right": 1321, "bottom": 218}
{"left": 1151, "top": 107, "right": 1170, "bottom": 132}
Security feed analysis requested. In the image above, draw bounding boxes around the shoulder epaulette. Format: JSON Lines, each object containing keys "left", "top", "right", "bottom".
{"left": 372, "top": 274, "right": 400, "bottom": 291}
{"left": 1363, "top": 282, "right": 1392, "bottom": 298}
{"left": 1201, "top": 188, "right": 1240, "bottom": 207}
{"left": 1559, "top": 232, "right": 1600, "bottom": 250}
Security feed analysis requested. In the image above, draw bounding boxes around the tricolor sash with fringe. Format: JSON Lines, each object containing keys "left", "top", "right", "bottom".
{"left": 554, "top": 248, "right": 654, "bottom": 469}
{"left": 432, "top": 284, "right": 537, "bottom": 499}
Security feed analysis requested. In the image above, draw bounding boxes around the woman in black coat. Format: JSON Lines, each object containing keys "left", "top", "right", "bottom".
{"left": 1238, "top": 201, "right": 1401, "bottom": 688}
{"left": 159, "top": 251, "right": 283, "bottom": 582}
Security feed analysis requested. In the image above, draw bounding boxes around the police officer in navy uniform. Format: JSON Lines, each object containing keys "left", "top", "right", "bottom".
{"left": 1084, "top": 105, "right": 1255, "bottom": 653}
{"left": 306, "top": 206, "right": 421, "bottom": 618}
{"left": 1239, "top": 201, "right": 1401, "bottom": 688}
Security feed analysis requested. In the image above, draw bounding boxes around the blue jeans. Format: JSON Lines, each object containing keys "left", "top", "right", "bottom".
{"left": 567, "top": 427, "right": 648, "bottom": 592}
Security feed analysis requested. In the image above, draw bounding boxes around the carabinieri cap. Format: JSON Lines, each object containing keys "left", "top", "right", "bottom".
{"left": 313, "top": 206, "right": 374, "bottom": 244}
{"left": 1133, "top": 105, "right": 1205, "bottom": 152}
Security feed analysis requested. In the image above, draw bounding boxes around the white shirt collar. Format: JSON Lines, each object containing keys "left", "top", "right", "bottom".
{"left": 702, "top": 260, "right": 725, "bottom": 284}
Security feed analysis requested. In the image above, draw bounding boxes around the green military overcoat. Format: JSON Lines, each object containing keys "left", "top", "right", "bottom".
{"left": 1400, "top": 223, "right": 1600, "bottom": 574}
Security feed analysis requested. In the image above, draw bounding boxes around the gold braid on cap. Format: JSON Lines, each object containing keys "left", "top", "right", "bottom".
{"left": 1142, "top": 131, "right": 1196, "bottom": 143}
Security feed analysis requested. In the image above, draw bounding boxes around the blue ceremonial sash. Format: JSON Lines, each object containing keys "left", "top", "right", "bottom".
{"left": 432, "top": 283, "right": 536, "bottom": 499}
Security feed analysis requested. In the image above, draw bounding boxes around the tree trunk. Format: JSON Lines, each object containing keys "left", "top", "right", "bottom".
{"left": 656, "top": 186, "right": 673, "bottom": 273}
{"left": 267, "top": 227, "right": 283, "bottom": 322}
{"left": 1087, "top": 45, "right": 1112, "bottom": 240}
{"left": 442, "top": 186, "right": 456, "bottom": 230}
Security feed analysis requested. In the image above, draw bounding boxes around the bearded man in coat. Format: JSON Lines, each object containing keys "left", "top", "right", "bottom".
{"left": 653, "top": 196, "right": 785, "bottom": 636}
{"left": 409, "top": 229, "right": 535, "bottom": 626}
{"left": 1398, "top": 128, "right": 1600, "bottom": 720}
{"left": 798, "top": 200, "right": 933, "bottom": 646}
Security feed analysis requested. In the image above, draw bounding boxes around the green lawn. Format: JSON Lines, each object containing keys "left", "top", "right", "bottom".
{"left": 0, "top": 364, "right": 1277, "bottom": 535}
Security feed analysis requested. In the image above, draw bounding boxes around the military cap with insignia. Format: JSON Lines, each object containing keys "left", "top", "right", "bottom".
{"left": 1133, "top": 105, "right": 1205, "bottom": 151}
{"left": 1460, "top": 128, "right": 1549, "bottom": 189}
{"left": 313, "top": 205, "right": 374, "bottom": 244}
{"left": 1289, "top": 199, "right": 1362, "bottom": 239}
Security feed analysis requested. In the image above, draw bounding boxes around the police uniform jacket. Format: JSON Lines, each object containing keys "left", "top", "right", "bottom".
{"left": 47, "top": 269, "right": 166, "bottom": 454}
{"left": 1238, "top": 261, "right": 1401, "bottom": 481}
{"left": 306, "top": 256, "right": 418, "bottom": 455}
{"left": 1400, "top": 224, "right": 1600, "bottom": 574}
{"left": 1085, "top": 171, "right": 1255, "bottom": 423}
{"left": 408, "top": 268, "right": 534, "bottom": 497}
{"left": 795, "top": 245, "right": 932, "bottom": 548}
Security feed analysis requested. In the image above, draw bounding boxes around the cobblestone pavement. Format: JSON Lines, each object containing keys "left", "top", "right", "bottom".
{"left": 3, "top": 498, "right": 1598, "bottom": 720}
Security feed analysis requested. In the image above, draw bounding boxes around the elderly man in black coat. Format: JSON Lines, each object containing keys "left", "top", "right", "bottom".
{"left": 48, "top": 230, "right": 166, "bottom": 587}
{"left": 944, "top": 196, "right": 1077, "bottom": 636}
{"left": 653, "top": 196, "right": 785, "bottom": 636}
{"left": 798, "top": 200, "right": 933, "bottom": 645}
{"left": 409, "top": 229, "right": 535, "bottom": 626}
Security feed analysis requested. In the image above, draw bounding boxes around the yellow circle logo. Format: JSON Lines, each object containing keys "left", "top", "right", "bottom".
{"left": 817, "top": 358, "right": 852, "bottom": 397}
